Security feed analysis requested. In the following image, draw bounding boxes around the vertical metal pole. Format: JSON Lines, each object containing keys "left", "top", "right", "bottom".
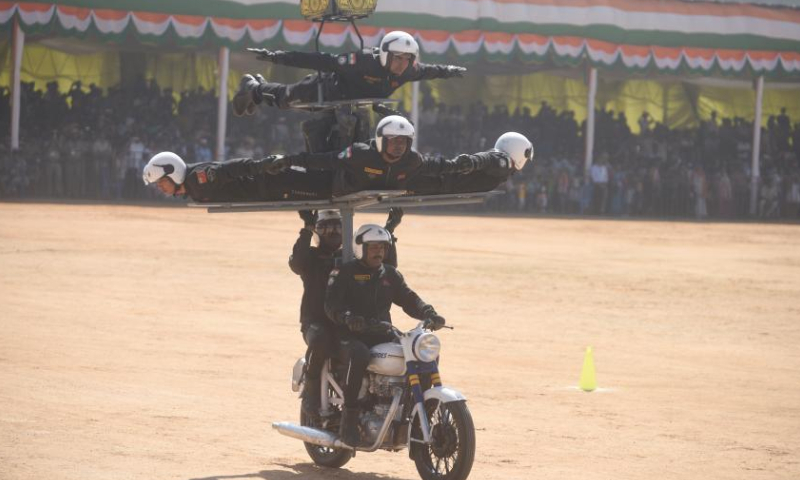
{"left": 411, "top": 81, "right": 420, "bottom": 149}
{"left": 316, "top": 20, "right": 325, "bottom": 105}
{"left": 340, "top": 206, "right": 355, "bottom": 262}
{"left": 11, "top": 18, "right": 25, "bottom": 151}
{"left": 749, "top": 75, "right": 764, "bottom": 216}
{"left": 216, "top": 47, "right": 230, "bottom": 161}
{"left": 583, "top": 67, "right": 598, "bottom": 181}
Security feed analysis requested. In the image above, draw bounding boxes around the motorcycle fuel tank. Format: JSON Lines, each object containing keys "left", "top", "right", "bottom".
{"left": 367, "top": 342, "right": 405, "bottom": 376}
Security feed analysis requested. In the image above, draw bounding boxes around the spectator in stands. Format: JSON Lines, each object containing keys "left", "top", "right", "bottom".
{"left": 590, "top": 153, "right": 610, "bottom": 215}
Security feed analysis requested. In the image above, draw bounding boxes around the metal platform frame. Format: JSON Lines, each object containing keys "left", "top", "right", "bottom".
{"left": 189, "top": 190, "right": 500, "bottom": 261}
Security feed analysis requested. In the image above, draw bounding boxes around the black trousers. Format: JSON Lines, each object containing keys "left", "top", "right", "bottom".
{"left": 301, "top": 322, "right": 338, "bottom": 380}
{"left": 261, "top": 73, "right": 341, "bottom": 108}
{"left": 261, "top": 169, "right": 333, "bottom": 201}
{"left": 335, "top": 332, "right": 394, "bottom": 407}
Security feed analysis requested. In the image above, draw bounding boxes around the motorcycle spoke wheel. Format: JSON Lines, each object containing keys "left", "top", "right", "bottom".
{"left": 412, "top": 399, "right": 475, "bottom": 480}
{"left": 299, "top": 387, "right": 353, "bottom": 468}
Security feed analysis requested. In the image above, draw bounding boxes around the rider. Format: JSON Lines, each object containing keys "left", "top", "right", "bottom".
{"left": 263, "top": 115, "right": 493, "bottom": 197}
{"left": 290, "top": 209, "right": 403, "bottom": 417}
{"left": 233, "top": 31, "right": 466, "bottom": 115}
{"left": 324, "top": 224, "right": 445, "bottom": 447}
{"left": 141, "top": 151, "right": 332, "bottom": 202}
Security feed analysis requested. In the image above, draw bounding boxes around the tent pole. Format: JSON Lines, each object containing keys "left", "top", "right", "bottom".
{"left": 216, "top": 46, "right": 230, "bottom": 161}
{"left": 11, "top": 17, "right": 25, "bottom": 151}
{"left": 749, "top": 75, "right": 764, "bottom": 216}
{"left": 411, "top": 81, "right": 420, "bottom": 149}
{"left": 583, "top": 67, "right": 598, "bottom": 181}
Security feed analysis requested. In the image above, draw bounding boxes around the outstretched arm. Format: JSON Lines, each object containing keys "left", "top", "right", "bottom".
{"left": 250, "top": 48, "right": 344, "bottom": 72}
{"left": 201, "top": 157, "right": 279, "bottom": 182}
{"left": 418, "top": 151, "right": 512, "bottom": 176}
{"left": 407, "top": 62, "right": 466, "bottom": 81}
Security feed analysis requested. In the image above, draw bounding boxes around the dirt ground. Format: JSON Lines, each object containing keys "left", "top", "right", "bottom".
{"left": 1, "top": 202, "right": 799, "bottom": 480}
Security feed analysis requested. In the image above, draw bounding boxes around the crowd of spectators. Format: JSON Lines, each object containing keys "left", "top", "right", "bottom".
{"left": 1, "top": 79, "right": 799, "bottom": 220}
{"left": 0, "top": 78, "right": 306, "bottom": 201}
{"left": 416, "top": 100, "right": 800, "bottom": 220}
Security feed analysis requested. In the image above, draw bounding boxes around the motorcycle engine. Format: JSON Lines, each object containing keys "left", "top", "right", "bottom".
{"left": 360, "top": 373, "right": 405, "bottom": 446}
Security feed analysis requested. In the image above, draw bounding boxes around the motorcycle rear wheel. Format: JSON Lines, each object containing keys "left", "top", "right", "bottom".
{"left": 411, "top": 399, "right": 476, "bottom": 480}
{"left": 299, "top": 408, "right": 353, "bottom": 468}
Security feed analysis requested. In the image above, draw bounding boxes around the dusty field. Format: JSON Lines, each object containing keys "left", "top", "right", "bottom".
{"left": 1, "top": 202, "right": 799, "bottom": 480}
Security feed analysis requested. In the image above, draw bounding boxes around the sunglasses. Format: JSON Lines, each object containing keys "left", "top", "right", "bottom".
{"left": 316, "top": 223, "right": 342, "bottom": 233}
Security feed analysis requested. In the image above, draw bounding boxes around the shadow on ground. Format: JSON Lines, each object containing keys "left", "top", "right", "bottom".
{"left": 190, "top": 462, "right": 410, "bottom": 480}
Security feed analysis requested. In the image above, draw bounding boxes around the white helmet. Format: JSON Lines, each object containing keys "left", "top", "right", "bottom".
{"left": 494, "top": 132, "right": 534, "bottom": 170}
{"left": 316, "top": 209, "right": 342, "bottom": 225}
{"left": 379, "top": 31, "right": 419, "bottom": 68}
{"left": 375, "top": 115, "right": 415, "bottom": 153}
{"left": 142, "top": 151, "right": 187, "bottom": 185}
{"left": 353, "top": 224, "right": 392, "bottom": 260}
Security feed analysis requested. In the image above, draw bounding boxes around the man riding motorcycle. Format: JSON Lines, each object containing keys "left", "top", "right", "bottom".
{"left": 290, "top": 209, "right": 403, "bottom": 417}
{"left": 264, "top": 115, "right": 507, "bottom": 197}
{"left": 324, "top": 224, "right": 445, "bottom": 447}
{"left": 233, "top": 31, "right": 466, "bottom": 115}
{"left": 141, "top": 151, "right": 331, "bottom": 202}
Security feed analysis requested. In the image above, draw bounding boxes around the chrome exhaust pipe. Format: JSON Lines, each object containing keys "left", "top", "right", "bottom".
{"left": 272, "top": 422, "right": 351, "bottom": 450}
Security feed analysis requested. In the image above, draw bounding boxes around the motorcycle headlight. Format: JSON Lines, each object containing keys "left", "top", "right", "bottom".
{"left": 413, "top": 333, "right": 441, "bottom": 363}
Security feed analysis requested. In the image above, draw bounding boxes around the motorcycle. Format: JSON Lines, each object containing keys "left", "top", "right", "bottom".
{"left": 273, "top": 321, "right": 476, "bottom": 480}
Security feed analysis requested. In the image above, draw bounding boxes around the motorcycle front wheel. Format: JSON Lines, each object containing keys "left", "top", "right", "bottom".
{"left": 411, "top": 399, "right": 476, "bottom": 480}
{"left": 299, "top": 408, "right": 353, "bottom": 468}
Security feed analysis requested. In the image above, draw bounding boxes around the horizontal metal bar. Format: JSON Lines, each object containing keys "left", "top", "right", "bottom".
{"left": 190, "top": 190, "right": 502, "bottom": 213}
{"left": 369, "top": 197, "right": 489, "bottom": 209}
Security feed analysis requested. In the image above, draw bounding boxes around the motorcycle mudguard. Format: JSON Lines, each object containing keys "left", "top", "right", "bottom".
{"left": 423, "top": 386, "right": 467, "bottom": 403}
{"left": 407, "top": 387, "right": 468, "bottom": 454}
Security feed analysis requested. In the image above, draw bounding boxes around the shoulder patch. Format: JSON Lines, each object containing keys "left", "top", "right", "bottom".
{"left": 337, "top": 55, "right": 347, "bottom": 65}
{"left": 499, "top": 158, "right": 508, "bottom": 169}
{"left": 196, "top": 170, "right": 208, "bottom": 184}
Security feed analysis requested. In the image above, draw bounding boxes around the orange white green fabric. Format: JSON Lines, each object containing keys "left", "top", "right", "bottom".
{"left": 1, "top": 0, "right": 800, "bottom": 78}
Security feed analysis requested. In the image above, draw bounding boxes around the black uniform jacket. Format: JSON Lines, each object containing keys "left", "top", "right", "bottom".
{"left": 182, "top": 159, "right": 332, "bottom": 202}
{"left": 284, "top": 140, "right": 465, "bottom": 196}
{"left": 325, "top": 260, "right": 431, "bottom": 343}
{"left": 269, "top": 48, "right": 460, "bottom": 100}
{"left": 289, "top": 230, "right": 398, "bottom": 327}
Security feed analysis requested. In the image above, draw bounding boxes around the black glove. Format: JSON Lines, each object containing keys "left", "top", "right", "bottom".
{"left": 385, "top": 207, "right": 404, "bottom": 233}
{"left": 344, "top": 313, "right": 366, "bottom": 333}
{"left": 445, "top": 66, "right": 467, "bottom": 78}
{"left": 425, "top": 314, "right": 446, "bottom": 331}
{"left": 299, "top": 210, "right": 317, "bottom": 229}
{"left": 247, "top": 48, "right": 281, "bottom": 63}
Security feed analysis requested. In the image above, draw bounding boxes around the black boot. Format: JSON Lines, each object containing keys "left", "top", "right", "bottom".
{"left": 232, "top": 74, "right": 265, "bottom": 117}
{"left": 301, "top": 378, "right": 321, "bottom": 418}
{"left": 339, "top": 407, "right": 361, "bottom": 448}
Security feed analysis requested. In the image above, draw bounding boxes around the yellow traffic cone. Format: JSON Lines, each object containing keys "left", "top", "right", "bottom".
{"left": 579, "top": 346, "right": 597, "bottom": 392}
